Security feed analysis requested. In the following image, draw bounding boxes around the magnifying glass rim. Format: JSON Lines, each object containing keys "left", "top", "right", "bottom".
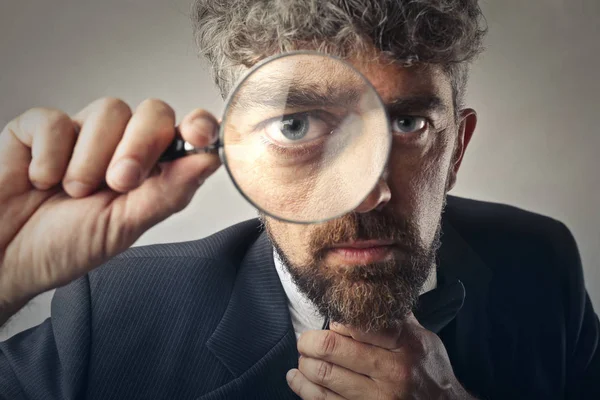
{"left": 218, "top": 50, "right": 392, "bottom": 225}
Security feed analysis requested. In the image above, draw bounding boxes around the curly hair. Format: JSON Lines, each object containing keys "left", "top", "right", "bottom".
{"left": 191, "top": 0, "right": 487, "bottom": 110}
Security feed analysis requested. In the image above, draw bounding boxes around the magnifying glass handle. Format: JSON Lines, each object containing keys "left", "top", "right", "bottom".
{"left": 158, "top": 136, "right": 220, "bottom": 162}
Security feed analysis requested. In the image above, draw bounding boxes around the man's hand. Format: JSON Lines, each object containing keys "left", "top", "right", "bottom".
{"left": 0, "top": 98, "right": 221, "bottom": 326}
{"left": 286, "top": 313, "right": 476, "bottom": 400}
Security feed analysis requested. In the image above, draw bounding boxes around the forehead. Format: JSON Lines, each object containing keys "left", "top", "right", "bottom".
{"left": 350, "top": 58, "right": 454, "bottom": 107}
{"left": 231, "top": 53, "right": 454, "bottom": 113}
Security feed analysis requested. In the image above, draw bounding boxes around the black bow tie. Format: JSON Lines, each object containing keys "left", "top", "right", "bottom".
{"left": 414, "top": 278, "right": 465, "bottom": 333}
{"left": 322, "top": 278, "right": 465, "bottom": 334}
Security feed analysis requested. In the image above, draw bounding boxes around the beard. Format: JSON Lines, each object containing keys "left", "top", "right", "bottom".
{"left": 264, "top": 209, "right": 441, "bottom": 332}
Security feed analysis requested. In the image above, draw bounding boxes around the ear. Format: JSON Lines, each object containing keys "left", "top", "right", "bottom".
{"left": 446, "top": 108, "right": 477, "bottom": 192}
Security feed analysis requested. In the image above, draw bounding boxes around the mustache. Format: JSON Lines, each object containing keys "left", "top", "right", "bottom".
{"left": 309, "top": 210, "right": 419, "bottom": 255}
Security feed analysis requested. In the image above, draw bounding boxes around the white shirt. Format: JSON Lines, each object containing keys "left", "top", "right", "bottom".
{"left": 273, "top": 249, "right": 438, "bottom": 340}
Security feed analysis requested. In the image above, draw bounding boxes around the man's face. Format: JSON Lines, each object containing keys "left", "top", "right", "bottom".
{"left": 263, "top": 54, "right": 471, "bottom": 332}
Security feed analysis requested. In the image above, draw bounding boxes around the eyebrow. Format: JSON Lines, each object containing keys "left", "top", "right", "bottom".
{"left": 230, "top": 80, "right": 364, "bottom": 111}
{"left": 386, "top": 96, "right": 448, "bottom": 115}
{"left": 230, "top": 79, "right": 449, "bottom": 118}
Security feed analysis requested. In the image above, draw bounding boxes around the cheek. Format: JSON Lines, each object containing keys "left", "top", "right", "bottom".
{"left": 265, "top": 218, "right": 316, "bottom": 264}
{"left": 386, "top": 133, "right": 455, "bottom": 241}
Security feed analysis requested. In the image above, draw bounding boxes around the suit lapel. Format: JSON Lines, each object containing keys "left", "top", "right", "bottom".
{"left": 437, "top": 219, "right": 495, "bottom": 397}
{"left": 204, "top": 230, "right": 299, "bottom": 399}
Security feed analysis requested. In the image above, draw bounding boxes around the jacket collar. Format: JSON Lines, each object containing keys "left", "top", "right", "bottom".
{"left": 206, "top": 229, "right": 295, "bottom": 378}
{"left": 438, "top": 218, "right": 492, "bottom": 296}
{"left": 436, "top": 217, "right": 495, "bottom": 395}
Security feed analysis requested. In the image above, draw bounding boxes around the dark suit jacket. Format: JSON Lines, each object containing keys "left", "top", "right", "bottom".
{"left": 1, "top": 196, "right": 599, "bottom": 399}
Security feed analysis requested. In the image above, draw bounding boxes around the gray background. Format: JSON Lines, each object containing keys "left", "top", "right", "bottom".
{"left": 0, "top": 0, "right": 598, "bottom": 340}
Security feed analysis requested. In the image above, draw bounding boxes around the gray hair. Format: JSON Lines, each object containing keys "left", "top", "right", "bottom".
{"left": 191, "top": 0, "right": 487, "bottom": 111}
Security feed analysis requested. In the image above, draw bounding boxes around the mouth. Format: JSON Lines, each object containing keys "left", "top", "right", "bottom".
{"left": 326, "top": 240, "right": 396, "bottom": 265}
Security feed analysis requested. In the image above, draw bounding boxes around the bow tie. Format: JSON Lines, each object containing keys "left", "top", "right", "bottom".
{"left": 414, "top": 278, "right": 465, "bottom": 333}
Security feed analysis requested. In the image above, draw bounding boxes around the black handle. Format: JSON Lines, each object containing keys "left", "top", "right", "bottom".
{"left": 158, "top": 136, "right": 220, "bottom": 162}
{"left": 158, "top": 136, "right": 190, "bottom": 163}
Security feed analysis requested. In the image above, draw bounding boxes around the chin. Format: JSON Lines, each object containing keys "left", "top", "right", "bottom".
{"left": 293, "top": 258, "right": 428, "bottom": 332}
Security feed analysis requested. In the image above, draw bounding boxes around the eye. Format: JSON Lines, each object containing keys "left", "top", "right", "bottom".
{"left": 391, "top": 116, "right": 427, "bottom": 134}
{"left": 264, "top": 112, "right": 335, "bottom": 146}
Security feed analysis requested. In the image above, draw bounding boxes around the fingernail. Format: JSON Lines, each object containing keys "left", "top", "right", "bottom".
{"left": 64, "top": 180, "right": 94, "bottom": 197}
{"left": 191, "top": 118, "right": 218, "bottom": 145}
{"left": 286, "top": 369, "right": 297, "bottom": 383}
{"left": 31, "top": 180, "right": 54, "bottom": 191}
{"left": 211, "top": 125, "right": 220, "bottom": 144}
{"left": 108, "top": 158, "right": 142, "bottom": 189}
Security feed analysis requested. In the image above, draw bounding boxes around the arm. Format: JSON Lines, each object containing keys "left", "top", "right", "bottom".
{"left": 0, "top": 100, "right": 220, "bottom": 398}
{"left": 0, "top": 275, "right": 92, "bottom": 400}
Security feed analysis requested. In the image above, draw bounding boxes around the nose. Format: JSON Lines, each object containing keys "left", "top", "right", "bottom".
{"left": 353, "top": 173, "right": 392, "bottom": 213}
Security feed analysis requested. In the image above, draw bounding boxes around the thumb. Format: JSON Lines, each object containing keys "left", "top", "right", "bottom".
{"left": 126, "top": 153, "right": 220, "bottom": 232}
{"left": 115, "top": 111, "right": 221, "bottom": 234}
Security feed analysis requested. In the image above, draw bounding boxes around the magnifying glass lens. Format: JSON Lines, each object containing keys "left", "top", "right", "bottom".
{"left": 221, "top": 53, "right": 390, "bottom": 224}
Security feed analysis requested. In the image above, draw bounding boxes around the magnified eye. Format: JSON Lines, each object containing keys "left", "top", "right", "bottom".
{"left": 280, "top": 115, "right": 309, "bottom": 140}
{"left": 264, "top": 112, "right": 335, "bottom": 146}
{"left": 392, "top": 116, "right": 427, "bottom": 134}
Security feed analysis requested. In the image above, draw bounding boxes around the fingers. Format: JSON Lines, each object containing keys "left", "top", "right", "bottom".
{"left": 113, "top": 108, "right": 221, "bottom": 228}
{"left": 106, "top": 99, "right": 176, "bottom": 192}
{"left": 159, "top": 108, "right": 221, "bottom": 188}
{"left": 1, "top": 100, "right": 221, "bottom": 206}
{"left": 286, "top": 368, "right": 346, "bottom": 400}
{"left": 67, "top": 101, "right": 219, "bottom": 197}
{"left": 297, "top": 356, "right": 375, "bottom": 400}
{"left": 178, "top": 108, "right": 219, "bottom": 148}
{"left": 297, "top": 330, "right": 397, "bottom": 380}
{"left": 65, "top": 97, "right": 132, "bottom": 197}
{"left": 2, "top": 108, "right": 77, "bottom": 191}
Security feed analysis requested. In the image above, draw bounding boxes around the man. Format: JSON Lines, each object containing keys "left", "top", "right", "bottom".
{"left": 0, "top": 0, "right": 598, "bottom": 399}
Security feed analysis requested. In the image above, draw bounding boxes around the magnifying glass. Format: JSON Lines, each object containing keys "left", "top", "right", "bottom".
{"left": 159, "top": 51, "right": 391, "bottom": 224}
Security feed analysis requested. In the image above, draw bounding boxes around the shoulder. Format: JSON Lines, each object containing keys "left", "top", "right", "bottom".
{"left": 444, "top": 195, "right": 576, "bottom": 263}
{"left": 79, "top": 218, "right": 264, "bottom": 331}
{"left": 444, "top": 195, "right": 582, "bottom": 311}
{"left": 46, "top": 220, "right": 265, "bottom": 396}
{"left": 107, "top": 218, "right": 264, "bottom": 264}
{"left": 444, "top": 198, "right": 598, "bottom": 400}
{"left": 89, "top": 218, "right": 264, "bottom": 285}
{"left": 444, "top": 195, "right": 570, "bottom": 237}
